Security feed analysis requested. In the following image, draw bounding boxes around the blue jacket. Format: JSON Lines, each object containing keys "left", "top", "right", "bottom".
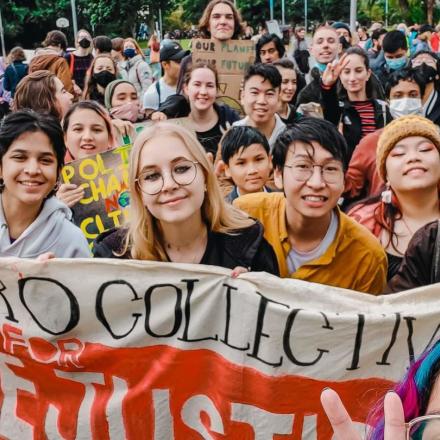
{"left": 3, "top": 61, "right": 28, "bottom": 97}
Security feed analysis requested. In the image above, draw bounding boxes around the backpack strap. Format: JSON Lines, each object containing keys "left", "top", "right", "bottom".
{"left": 155, "top": 80, "right": 161, "bottom": 104}
{"left": 432, "top": 219, "right": 440, "bottom": 283}
{"left": 69, "top": 53, "right": 75, "bottom": 74}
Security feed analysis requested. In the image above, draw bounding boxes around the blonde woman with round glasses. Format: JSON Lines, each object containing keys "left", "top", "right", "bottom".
{"left": 93, "top": 122, "right": 279, "bottom": 276}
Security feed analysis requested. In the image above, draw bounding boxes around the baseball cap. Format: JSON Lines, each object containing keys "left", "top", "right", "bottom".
{"left": 160, "top": 40, "right": 190, "bottom": 62}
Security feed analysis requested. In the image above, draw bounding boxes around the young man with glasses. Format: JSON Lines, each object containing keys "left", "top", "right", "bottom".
{"left": 234, "top": 117, "right": 387, "bottom": 294}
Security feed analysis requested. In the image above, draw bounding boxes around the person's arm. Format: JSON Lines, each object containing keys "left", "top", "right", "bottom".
{"left": 344, "top": 131, "right": 379, "bottom": 199}
{"left": 138, "top": 61, "right": 153, "bottom": 94}
{"left": 320, "top": 82, "right": 342, "bottom": 126}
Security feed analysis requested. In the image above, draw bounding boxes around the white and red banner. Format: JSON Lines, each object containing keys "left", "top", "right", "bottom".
{"left": 0, "top": 258, "right": 438, "bottom": 439}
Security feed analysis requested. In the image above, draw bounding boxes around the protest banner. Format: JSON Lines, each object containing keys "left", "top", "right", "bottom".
{"left": 192, "top": 39, "right": 255, "bottom": 112}
{"left": 61, "top": 147, "right": 131, "bottom": 247}
{"left": 0, "top": 258, "right": 439, "bottom": 439}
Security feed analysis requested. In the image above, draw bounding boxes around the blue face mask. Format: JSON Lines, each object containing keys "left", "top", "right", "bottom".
{"left": 315, "top": 61, "right": 328, "bottom": 72}
{"left": 124, "top": 48, "right": 136, "bottom": 59}
{"left": 385, "top": 56, "right": 407, "bottom": 71}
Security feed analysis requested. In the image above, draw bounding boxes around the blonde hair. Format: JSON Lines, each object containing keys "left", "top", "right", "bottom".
{"left": 124, "top": 122, "right": 254, "bottom": 260}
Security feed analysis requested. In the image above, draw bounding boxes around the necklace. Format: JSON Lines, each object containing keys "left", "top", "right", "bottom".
{"left": 164, "top": 228, "right": 208, "bottom": 264}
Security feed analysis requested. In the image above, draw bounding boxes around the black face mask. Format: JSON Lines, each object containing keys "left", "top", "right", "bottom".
{"left": 78, "top": 38, "right": 91, "bottom": 49}
{"left": 93, "top": 71, "right": 116, "bottom": 88}
{"left": 413, "top": 62, "right": 438, "bottom": 84}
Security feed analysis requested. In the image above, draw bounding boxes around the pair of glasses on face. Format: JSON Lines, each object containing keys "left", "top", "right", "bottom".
{"left": 406, "top": 414, "right": 440, "bottom": 439}
{"left": 284, "top": 160, "right": 344, "bottom": 184}
{"left": 135, "top": 160, "right": 199, "bottom": 195}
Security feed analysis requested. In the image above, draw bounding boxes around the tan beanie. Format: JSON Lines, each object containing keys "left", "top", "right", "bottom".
{"left": 377, "top": 115, "right": 440, "bottom": 181}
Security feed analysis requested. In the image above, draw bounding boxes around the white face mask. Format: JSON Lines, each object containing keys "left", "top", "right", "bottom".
{"left": 389, "top": 97, "right": 423, "bottom": 119}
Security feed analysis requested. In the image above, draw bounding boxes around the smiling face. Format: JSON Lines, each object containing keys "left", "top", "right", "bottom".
{"left": 277, "top": 66, "right": 297, "bottom": 103}
{"left": 385, "top": 136, "right": 440, "bottom": 194}
{"left": 137, "top": 134, "right": 206, "bottom": 226}
{"left": 311, "top": 28, "right": 340, "bottom": 64}
{"left": 0, "top": 131, "right": 58, "bottom": 209}
{"left": 65, "top": 108, "right": 111, "bottom": 159}
{"left": 183, "top": 67, "right": 217, "bottom": 112}
{"left": 241, "top": 75, "right": 280, "bottom": 125}
{"left": 225, "top": 143, "right": 272, "bottom": 195}
{"left": 339, "top": 53, "right": 370, "bottom": 95}
{"left": 209, "top": 3, "right": 235, "bottom": 42}
{"left": 274, "top": 141, "right": 344, "bottom": 220}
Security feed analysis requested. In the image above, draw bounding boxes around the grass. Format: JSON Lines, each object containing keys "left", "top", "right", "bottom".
{"left": 138, "top": 39, "right": 191, "bottom": 50}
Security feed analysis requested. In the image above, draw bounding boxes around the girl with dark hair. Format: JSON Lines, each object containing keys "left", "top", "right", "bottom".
{"left": 321, "top": 46, "right": 391, "bottom": 160}
{"left": 255, "top": 33, "right": 285, "bottom": 64}
{"left": 64, "top": 29, "right": 94, "bottom": 91}
{"left": 0, "top": 110, "right": 89, "bottom": 257}
{"left": 273, "top": 59, "right": 302, "bottom": 125}
{"left": 348, "top": 115, "right": 440, "bottom": 280}
{"left": 82, "top": 54, "right": 117, "bottom": 106}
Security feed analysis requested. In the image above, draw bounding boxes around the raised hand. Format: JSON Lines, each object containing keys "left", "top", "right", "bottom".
{"left": 321, "top": 53, "right": 349, "bottom": 87}
{"left": 320, "top": 388, "right": 406, "bottom": 440}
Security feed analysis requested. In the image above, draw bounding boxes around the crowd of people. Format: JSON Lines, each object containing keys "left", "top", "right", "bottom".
{"left": 2, "top": 0, "right": 440, "bottom": 437}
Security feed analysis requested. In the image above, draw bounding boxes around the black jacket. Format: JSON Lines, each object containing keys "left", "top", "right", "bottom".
{"left": 387, "top": 220, "right": 440, "bottom": 292}
{"left": 321, "top": 82, "right": 392, "bottom": 162}
{"left": 296, "top": 67, "right": 322, "bottom": 106}
{"left": 93, "top": 222, "right": 280, "bottom": 276}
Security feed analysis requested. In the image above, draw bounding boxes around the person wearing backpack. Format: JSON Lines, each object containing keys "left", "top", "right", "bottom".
{"left": 64, "top": 29, "right": 93, "bottom": 92}
{"left": 142, "top": 41, "right": 189, "bottom": 117}
{"left": 3, "top": 47, "right": 28, "bottom": 98}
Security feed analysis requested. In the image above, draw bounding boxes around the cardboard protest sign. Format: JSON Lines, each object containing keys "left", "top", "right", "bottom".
{"left": 192, "top": 39, "right": 255, "bottom": 112}
{"left": 61, "top": 147, "right": 131, "bottom": 247}
{"left": 1, "top": 258, "right": 439, "bottom": 439}
{"left": 266, "top": 20, "right": 282, "bottom": 38}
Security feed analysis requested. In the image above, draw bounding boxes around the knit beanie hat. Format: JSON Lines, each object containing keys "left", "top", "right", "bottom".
{"left": 331, "top": 22, "right": 352, "bottom": 38}
{"left": 377, "top": 115, "right": 440, "bottom": 181}
{"left": 104, "top": 79, "right": 134, "bottom": 110}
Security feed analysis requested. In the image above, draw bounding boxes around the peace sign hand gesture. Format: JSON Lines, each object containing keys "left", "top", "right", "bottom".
{"left": 321, "top": 53, "right": 349, "bottom": 88}
{"left": 320, "top": 388, "right": 406, "bottom": 440}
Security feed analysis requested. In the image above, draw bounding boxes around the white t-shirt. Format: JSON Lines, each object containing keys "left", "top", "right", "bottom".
{"left": 286, "top": 210, "right": 339, "bottom": 273}
{"left": 142, "top": 78, "right": 176, "bottom": 111}
{"left": 232, "top": 114, "right": 286, "bottom": 151}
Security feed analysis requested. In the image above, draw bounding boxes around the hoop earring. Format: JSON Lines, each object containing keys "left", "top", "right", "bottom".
{"left": 0, "top": 178, "right": 4, "bottom": 191}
